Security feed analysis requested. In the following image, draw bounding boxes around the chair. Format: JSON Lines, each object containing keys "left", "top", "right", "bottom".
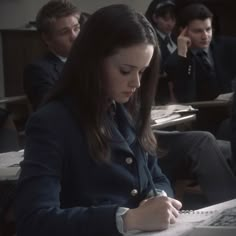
{"left": 0, "top": 110, "right": 19, "bottom": 236}
{"left": 0, "top": 109, "right": 19, "bottom": 153}
{"left": 0, "top": 95, "right": 32, "bottom": 149}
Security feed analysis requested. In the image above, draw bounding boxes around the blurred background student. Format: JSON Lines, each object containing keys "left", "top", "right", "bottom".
{"left": 145, "top": 0, "right": 177, "bottom": 104}
{"left": 23, "top": 0, "right": 80, "bottom": 111}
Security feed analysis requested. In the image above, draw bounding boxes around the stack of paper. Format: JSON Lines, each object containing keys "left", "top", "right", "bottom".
{"left": 215, "top": 92, "right": 234, "bottom": 101}
{"left": 151, "top": 104, "right": 197, "bottom": 125}
{"left": 0, "top": 150, "right": 24, "bottom": 180}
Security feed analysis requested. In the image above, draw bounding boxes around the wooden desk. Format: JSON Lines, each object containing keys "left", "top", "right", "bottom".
{"left": 1, "top": 29, "right": 46, "bottom": 97}
{"left": 185, "top": 100, "right": 232, "bottom": 108}
{"left": 0, "top": 95, "right": 27, "bottom": 105}
{"left": 1, "top": 29, "right": 46, "bottom": 129}
{"left": 151, "top": 114, "right": 196, "bottom": 130}
{"left": 184, "top": 99, "right": 232, "bottom": 136}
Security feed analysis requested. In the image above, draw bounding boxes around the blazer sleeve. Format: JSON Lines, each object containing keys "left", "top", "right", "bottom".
{"left": 23, "top": 63, "right": 56, "bottom": 110}
{"left": 147, "top": 155, "right": 174, "bottom": 198}
{"left": 16, "top": 111, "right": 121, "bottom": 236}
{"left": 164, "top": 51, "right": 196, "bottom": 102}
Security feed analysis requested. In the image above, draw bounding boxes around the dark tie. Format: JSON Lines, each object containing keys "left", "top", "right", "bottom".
{"left": 196, "top": 50, "right": 214, "bottom": 73}
{"left": 164, "top": 35, "right": 173, "bottom": 47}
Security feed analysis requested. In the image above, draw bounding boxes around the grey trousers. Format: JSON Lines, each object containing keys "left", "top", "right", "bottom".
{"left": 155, "top": 130, "right": 236, "bottom": 204}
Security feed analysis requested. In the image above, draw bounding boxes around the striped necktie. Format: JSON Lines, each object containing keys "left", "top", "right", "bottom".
{"left": 196, "top": 50, "right": 214, "bottom": 73}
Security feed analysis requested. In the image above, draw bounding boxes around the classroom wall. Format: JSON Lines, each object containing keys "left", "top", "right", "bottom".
{"left": 0, "top": 0, "right": 152, "bottom": 29}
{"left": 0, "top": 0, "right": 152, "bottom": 96}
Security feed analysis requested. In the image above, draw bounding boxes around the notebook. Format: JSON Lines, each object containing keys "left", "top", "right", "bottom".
{"left": 186, "top": 206, "right": 236, "bottom": 236}
{"left": 124, "top": 199, "right": 236, "bottom": 236}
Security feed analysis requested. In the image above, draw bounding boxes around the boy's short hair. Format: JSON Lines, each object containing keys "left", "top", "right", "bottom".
{"left": 36, "top": 0, "right": 80, "bottom": 34}
{"left": 178, "top": 3, "right": 213, "bottom": 28}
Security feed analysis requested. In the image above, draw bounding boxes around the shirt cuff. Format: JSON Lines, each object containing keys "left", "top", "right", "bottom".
{"left": 116, "top": 207, "right": 129, "bottom": 234}
{"left": 147, "top": 189, "right": 167, "bottom": 198}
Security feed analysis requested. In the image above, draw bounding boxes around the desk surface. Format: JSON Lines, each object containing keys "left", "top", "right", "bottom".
{"left": 151, "top": 114, "right": 196, "bottom": 129}
{"left": 185, "top": 100, "right": 232, "bottom": 108}
{"left": 0, "top": 95, "right": 27, "bottom": 104}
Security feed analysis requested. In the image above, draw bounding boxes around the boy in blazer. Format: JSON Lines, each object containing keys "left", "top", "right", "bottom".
{"left": 165, "top": 3, "right": 236, "bottom": 103}
{"left": 23, "top": 1, "right": 80, "bottom": 110}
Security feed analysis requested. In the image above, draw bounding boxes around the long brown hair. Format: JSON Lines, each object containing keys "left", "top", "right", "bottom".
{"left": 46, "top": 4, "right": 160, "bottom": 161}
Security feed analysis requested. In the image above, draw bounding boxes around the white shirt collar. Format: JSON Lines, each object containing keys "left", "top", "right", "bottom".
{"left": 56, "top": 55, "right": 67, "bottom": 63}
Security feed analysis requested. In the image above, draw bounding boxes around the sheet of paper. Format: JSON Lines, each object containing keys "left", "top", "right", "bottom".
{"left": 153, "top": 114, "right": 181, "bottom": 125}
{"left": 0, "top": 151, "right": 24, "bottom": 180}
{"left": 151, "top": 105, "right": 195, "bottom": 120}
{"left": 0, "top": 151, "right": 24, "bottom": 168}
{"left": 215, "top": 92, "right": 234, "bottom": 101}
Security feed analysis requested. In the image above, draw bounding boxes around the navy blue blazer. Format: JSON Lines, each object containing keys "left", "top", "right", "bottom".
{"left": 16, "top": 99, "right": 173, "bottom": 236}
{"left": 23, "top": 52, "right": 64, "bottom": 110}
{"left": 156, "top": 33, "right": 176, "bottom": 72}
{"left": 165, "top": 36, "right": 236, "bottom": 102}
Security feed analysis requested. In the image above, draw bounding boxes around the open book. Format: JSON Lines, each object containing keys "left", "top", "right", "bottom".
{"left": 0, "top": 150, "right": 24, "bottom": 180}
{"left": 186, "top": 204, "right": 236, "bottom": 236}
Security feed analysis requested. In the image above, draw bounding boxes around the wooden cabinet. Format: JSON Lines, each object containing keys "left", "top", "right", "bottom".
{"left": 1, "top": 29, "right": 46, "bottom": 96}
{"left": 0, "top": 29, "right": 46, "bottom": 125}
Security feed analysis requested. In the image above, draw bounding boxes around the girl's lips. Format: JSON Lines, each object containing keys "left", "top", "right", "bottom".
{"left": 123, "top": 91, "right": 134, "bottom": 97}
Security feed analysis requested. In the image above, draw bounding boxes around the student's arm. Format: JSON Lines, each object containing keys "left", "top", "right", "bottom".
{"left": 164, "top": 27, "right": 197, "bottom": 102}
{"left": 177, "top": 27, "right": 191, "bottom": 58}
{"left": 123, "top": 196, "right": 181, "bottom": 232}
{"left": 147, "top": 154, "right": 174, "bottom": 198}
{"left": 164, "top": 51, "right": 195, "bottom": 103}
{"left": 16, "top": 109, "right": 120, "bottom": 236}
{"left": 23, "top": 63, "right": 56, "bottom": 110}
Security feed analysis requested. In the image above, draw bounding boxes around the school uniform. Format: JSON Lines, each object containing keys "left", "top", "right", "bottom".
{"left": 16, "top": 98, "right": 172, "bottom": 236}
{"left": 23, "top": 52, "right": 64, "bottom": 110}
{"left": 155, "top": 29, "right": 177, "bottom": 104}
{"left": 165, "top": 36, "right": 236, "bottom": 102}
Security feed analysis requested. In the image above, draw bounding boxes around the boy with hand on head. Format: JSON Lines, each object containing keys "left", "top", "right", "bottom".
{"left": 165, "top": 3, "right": 236, "bottom": 103}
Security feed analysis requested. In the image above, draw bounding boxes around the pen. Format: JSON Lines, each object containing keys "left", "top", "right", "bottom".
{"left": 143, "top": 152, "right": 167, "bottom": 197}
{"left": 143, "top": 162, "right": 158, "bottom": 196}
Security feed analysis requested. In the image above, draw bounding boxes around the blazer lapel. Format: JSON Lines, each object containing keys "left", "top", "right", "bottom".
{"left": 108, "top": 104, "right": 136, "bottom": 156}
{"left": 53, "top": 60, "right": 64, "bottom": 79}
{"left": 210, "top": 41, "right": 221, "bottom": 80}
{"left": 46, "top": 52, "right": 64, "bottom": 81}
